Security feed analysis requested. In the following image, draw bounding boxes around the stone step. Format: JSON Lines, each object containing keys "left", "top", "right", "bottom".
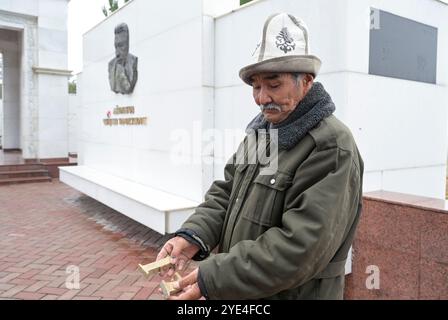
{"left": 0, "top": 176, "right": 52, "bottom": 186}
{"left": 0, "top": 169, "right": 50, "bottom": 179}
{"left": 0, "top": 164, "right": 46, "bottom": 172}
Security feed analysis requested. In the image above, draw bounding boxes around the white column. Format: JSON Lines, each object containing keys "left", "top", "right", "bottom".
{"left": 0, "top": 84, "right": 3, "bottom": 147}
{"left": 0, "top": 29, "right": 21, "bottom": 150}
{"left": 36, "top": 0, "right": 70, "bottom": 159}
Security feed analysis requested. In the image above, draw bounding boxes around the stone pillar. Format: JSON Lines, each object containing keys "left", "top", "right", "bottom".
{"left": 34, "top": 0, "right": 71, "bottom": 160}
{"left": 0, "top": 29, "right": 21, "bottom": 151}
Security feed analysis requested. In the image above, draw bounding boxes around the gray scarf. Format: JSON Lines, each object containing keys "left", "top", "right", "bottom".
{"left": 246, "top": 82, "right": 335, "bottom": 150}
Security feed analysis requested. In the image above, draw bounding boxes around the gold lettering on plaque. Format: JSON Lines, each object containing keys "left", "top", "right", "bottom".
{"left": 103, "top": 106, "right": 147, "bottom": 127}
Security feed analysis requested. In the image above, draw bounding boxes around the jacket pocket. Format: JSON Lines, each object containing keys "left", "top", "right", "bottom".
{"left": 242, "top": 171, "right": 292, "bottom": 227}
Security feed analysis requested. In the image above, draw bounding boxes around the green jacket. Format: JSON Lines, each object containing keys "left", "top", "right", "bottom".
{"left": 182, "top": 115, "right": 364, "bottom": 300}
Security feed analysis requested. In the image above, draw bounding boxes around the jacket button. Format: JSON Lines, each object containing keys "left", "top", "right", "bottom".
{"left": 270, "top": 179, "right": 276, "bottom": 185}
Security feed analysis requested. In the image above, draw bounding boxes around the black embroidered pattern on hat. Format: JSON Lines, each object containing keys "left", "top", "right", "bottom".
{"left": 276, "top": 27, "right": 296, "bottom": 53}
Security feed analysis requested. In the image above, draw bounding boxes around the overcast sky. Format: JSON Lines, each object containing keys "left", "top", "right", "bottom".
{"left": 68, "top": 0, "right": 129, "bottom": 74}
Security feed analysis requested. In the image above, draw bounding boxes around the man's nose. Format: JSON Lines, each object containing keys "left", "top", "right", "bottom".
{"left": 257, "top": 88, "right": 272, "bottom": 106}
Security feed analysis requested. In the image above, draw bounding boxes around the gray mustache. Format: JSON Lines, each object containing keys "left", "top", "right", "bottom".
{"left": 260, "top": 103, "right": 282, "bottom": 112}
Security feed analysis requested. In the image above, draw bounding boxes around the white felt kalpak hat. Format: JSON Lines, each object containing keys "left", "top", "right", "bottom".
{"left": 239, "top": 13, "right": 322, "bottom": 85}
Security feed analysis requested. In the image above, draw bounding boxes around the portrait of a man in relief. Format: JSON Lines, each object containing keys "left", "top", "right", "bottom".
{"left": 108, "top": 23, "right": 138, "bottom": 94}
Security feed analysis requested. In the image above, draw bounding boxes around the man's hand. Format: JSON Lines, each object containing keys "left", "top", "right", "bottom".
{"left": 167, "top": 268, "right": 202, "bottom": 300}
{"left": 157, "top": 236, "right": 200, "bottom": 277}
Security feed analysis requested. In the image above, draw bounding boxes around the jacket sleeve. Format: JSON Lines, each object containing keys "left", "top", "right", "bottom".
{"left": 198, "top": 147, "right": 362, "bottom": 300}
{"left": 180, "top": 154, "right": 236, "bottom": 251}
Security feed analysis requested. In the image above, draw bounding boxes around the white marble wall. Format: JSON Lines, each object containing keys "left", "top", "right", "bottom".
{"left": 37, "top": 0, "right": 69, "bottom": 70}
{"left": 36, "top": 0, "right": 69, "bottom": 159}
{"left": 213, "top": 0, "right": 448, "bottom": 199}
{"left": 0, "top": 28, "right": 20, "bottom": 150}
{"left": 37, "top": 73, "right": 69, "bottom": 159}
{"left": 81, "top": 0, "right": 211, "bottom": 202}
{"left": 0, "top": 0, "right": 39, "bottom": 17}
{"left": 68, "top": 92, "right": 79, "bottom": 154}
{"left": 203, "top": 0, "right": 239, "bottom": 16}
{"left": 0, "top": 94, "right": 3, "bottom": 147}
{"left": 0, "top": 0, "right": 69, "bottom": 159}
{"left": 79, "top": 0, "right": 448, "bottom": 200}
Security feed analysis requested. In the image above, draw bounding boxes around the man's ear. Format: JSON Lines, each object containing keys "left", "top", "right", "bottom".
{"left": 301, "top": 74, "right": 314, "bottom": 95}
{"left": 304, "top": 74, "right": 314, "bottom": 88}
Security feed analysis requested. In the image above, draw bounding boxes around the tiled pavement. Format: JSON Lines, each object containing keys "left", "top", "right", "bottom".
{"left": 0, "top": 180, "right": 196, "bottom": 300}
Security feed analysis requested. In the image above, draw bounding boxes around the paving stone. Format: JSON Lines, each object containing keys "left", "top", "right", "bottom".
{"left": 0, "top": 181, "right": 198, "bottom": 300}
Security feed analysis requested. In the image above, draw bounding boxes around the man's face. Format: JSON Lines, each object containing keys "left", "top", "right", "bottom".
{"left": 115, "top": 33, "right": 129, "bottom": 59}
{"left": 251, "top": 73, "right": 313, "bottom": 124}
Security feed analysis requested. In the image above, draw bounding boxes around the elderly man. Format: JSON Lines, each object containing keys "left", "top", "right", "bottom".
{"left": 157, "top": 13, "right": 364, "bottom": 300}
{"left": 108, "top": 23, "right": 138, "bottom": 94}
